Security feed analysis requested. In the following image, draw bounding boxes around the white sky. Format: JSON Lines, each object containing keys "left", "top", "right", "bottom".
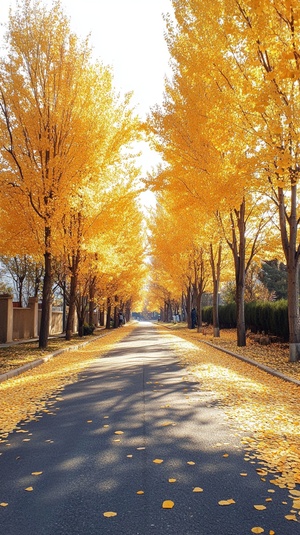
{"left": 0, "top": 0, "right": 173, "bottom": 117}
{"left": 0, "top": 0, "right": 174, "bottom": 202}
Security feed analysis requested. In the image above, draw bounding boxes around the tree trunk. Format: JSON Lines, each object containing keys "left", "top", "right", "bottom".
{"left": 236, "top": 269, "right": 246, "bottom": 346}
{"left": 106, "top": 299, "right": 111, "bottom": 329}
{"left": 196, "top": 292, "right": 202, "bottom": 333}
{"left": 210, "top": 242, "right": 221, "bottom": 338}
{"left": 236, "top": 240, "right": 246, "bottom": 347}
{"left": 66, "top": 272, "right": 77, "bottom": 341}
{"left": 39, "top": 248, "right": 52, "bottom": 349}
{"left": 88, "top": 279, "right": 96, "bottom": 326}
{"left": 100, "top": 304, "right": 105, "bottom": 326}
{"left": 113, "top": 305, "right": 118, "bottom": 328}
{"left": 78, "top": 315, "right": 84, "bottom": 337}
{"left": 278, "top": 184, "right": 300, "bottom": 360}
{"left": 233, "top": 201, "right": 246, "bottom": 347}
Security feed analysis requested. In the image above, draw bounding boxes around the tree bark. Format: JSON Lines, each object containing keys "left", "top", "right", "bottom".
{"left": 278, "top": 184, "right": 300, "bottom": 360}
{"left": 186, "top": 283, "right": 192, "bottom": 328}
{"left": 88, "top": 278, "right": 96, "bottom": 326}
{"left": 106, "top": 298, "right": 111, "bottom": 329}
{"left": 39, "top": 243, "right": 52, "bottom": 349}
{"left": 66, "top": 270, "right": 77, "bottom": 341}
{"left": 210, "top": 242, "right": 222, "bottom": 337}
{"left": 235, "top": 202, "right": 246, "bottom": 347}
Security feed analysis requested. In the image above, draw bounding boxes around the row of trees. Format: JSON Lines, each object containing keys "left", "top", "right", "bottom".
{"left": 0, "top": 0, "right": 146, "bottom": 347}
{"left": 147, "top": 0, "right": 300, "bottom": 361}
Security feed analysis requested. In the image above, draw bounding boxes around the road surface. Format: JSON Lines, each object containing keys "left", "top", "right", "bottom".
{"left": 0, "top": 322, "right": 299, "bottom": 534}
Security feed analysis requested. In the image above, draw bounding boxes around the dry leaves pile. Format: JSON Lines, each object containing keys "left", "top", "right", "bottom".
{"left": 162, "top": 326, "right": 300, "bottom": 493}
{"left": 0, "top": 325, "right": 136, "bottom": 440}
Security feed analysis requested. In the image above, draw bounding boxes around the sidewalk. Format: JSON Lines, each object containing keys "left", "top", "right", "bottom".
{"left": 0, "top": 329, "right": 107, "bottom": 384}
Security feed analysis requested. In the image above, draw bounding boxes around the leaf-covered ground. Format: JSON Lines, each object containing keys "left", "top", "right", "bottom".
{"left": 0, "top": 335, "right": 98, "bottom": 375}
{"left": 162, "top": 323, "right": 300, "bottom": 383}
{"left": 157, "top": 323, "right": 300, "bottom": 522}
{"left": 0, "top": 325, "right": 136, "bottom": 440}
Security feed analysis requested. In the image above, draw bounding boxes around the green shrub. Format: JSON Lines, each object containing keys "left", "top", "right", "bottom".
{"left": 203, "top": 300, "right": 289, "bottom": 340}
{"left": 83, "top": 323, "right": 95, "bottom": 335}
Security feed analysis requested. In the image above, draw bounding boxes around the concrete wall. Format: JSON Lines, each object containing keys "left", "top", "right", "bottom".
{"left": 50, "top": 311, "right": 63, "bottom": 335}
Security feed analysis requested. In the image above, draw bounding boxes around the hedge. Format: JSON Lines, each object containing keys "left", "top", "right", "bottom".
{"left": 202, "top": 300, "right": 289, "bottom": 341}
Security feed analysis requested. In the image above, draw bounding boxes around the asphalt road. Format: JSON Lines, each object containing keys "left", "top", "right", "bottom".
{"left": 0, "top": 322, "right": 299, "bottom": 534}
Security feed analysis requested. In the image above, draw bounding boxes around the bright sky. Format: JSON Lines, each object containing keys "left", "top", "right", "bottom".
{"left": 0, "top": 0, "right": 173, "bottom": 202}
{"left": 0, "top": 0, "right": 173, "bottom": 116}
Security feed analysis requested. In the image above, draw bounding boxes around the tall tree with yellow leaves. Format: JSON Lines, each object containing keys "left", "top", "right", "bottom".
{"left": 0, "top": 0, "right": 141, "bottom": 347}
{"left": 220, "top": 0, "right": 300, "bottom": 359}
{"left": 149, "top": 0, "right": 279, "bottom": 348}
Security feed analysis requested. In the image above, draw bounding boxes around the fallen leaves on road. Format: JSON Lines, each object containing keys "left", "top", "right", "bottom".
{"left": 162, "top": 500, "right": 174, "bottom": 509}
{"left": 103, "top": 511, "right": 117, "bottom": 518}
{"left": 218, "top": 499, "right": 236, "bottom": 506}
{"left": 161, "top": 325, "right": 300, "bottom": 524}
{"left": 0, "top": 325, "right": 136, "bottom": 440}
{"left": 167, "top": 328, "right": 300, "bottom": 490}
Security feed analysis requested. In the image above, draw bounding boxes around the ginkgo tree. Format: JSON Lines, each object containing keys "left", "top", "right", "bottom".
{"left": 0, "top": 0, "right": 143, "bottom": 348}
{"left": 149, "top": 0, "right": 287, "bottom": 351}
{"left": 221, "top": 0, "right": 300, "bottom": 360}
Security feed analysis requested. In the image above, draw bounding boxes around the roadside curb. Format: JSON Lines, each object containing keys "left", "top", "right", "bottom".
{"left": 200, "top": 340, "right": 300, "bottom": 387}
{"left": 158, "top": 323, "right": 300, "bottom": 387}
{"left": 0, "top": 332, "right": 109, "bottom": 384}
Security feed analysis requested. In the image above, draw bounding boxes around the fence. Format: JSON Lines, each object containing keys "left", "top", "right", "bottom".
{"left": 0, "top": 295, "right": 64, "bottom": 343}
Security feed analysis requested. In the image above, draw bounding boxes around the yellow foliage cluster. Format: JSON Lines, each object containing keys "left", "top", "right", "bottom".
{"left": 147, "top": 0, "right": 300, "bottom": 347}
{"left": 0, "top": 0, "right": 146, "bottom": 330}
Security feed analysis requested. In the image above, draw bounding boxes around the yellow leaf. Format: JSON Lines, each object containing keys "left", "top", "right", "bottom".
{"left": 187, "top": 461, "right": 195, "bottom": 465}
{"left": 127, "top": 455, "right": 133, "bottom": 458}
{"left": 153, "top": 459, "right": 164, "bottom": 464}
{"left": 136, "top": 490, "right": 144, "bottom": 495}
{"left": 269, "top": 531, "right": 275, "bottom": 535}
{"left": 162, "top": 500, "right": 174, "bottom": 509}
{"left": 254, "top": 505, "right": 266, "bottom": 510}
{"left": 193, "top": 487, "right": 204, "bottom": 493}
{"left": 168, "top": 478, "right": 177, "bottom": 483}
{"left": 240, "top": 473, "right": 248, "bottom": 476}
{"left": 285, "top": 514, "right": 297, "bottom": 521}
{"left": 87, "top": 420, "right": 92, "bottom": 423}
{"left": 31, "top": 472, "right": 43, "bottom": 476}
{"left": 256, "top": 469, "right": 268, "bottom": 476}
{"left": 0, "top": 502, "right": 8, "bottom": 507}
{"left": 114, "top": 431, "right": 124, "bottom": 435}
{"left": 251, "top": 528, "right": 264, "bottom": 534}
{"left": 290, "top": 490, "right": 300, "bottom": 497}
{"left": 218, "top": 499, "right": 236, "bottom": 506}
{"left": 103, "top": 511, "right": 117, "bottom": 518}
{"left": 25, "top": 487, "right": 33, "bottom": 492}
{"left": 223, "top": 453, "right": 229, "bottom": 458}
